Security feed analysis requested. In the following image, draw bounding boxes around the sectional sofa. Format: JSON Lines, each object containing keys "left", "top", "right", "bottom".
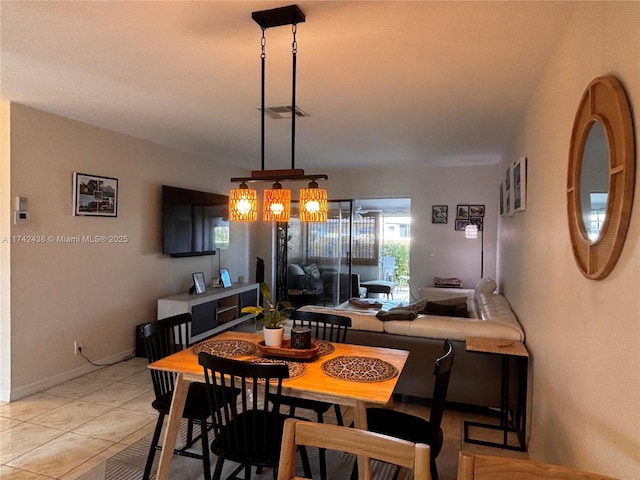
{"left": 298, "top": 276, "right": 524, "bottom": 408}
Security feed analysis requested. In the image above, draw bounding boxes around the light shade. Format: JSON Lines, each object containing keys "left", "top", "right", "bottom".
{"left": 465, "top": 224, "right": 479, "bottom": 239}
{"left": 299, "top": 180, "right": 328, "bottom": 222}
{"left": 229, "top": 183, "right": 258, "bottom": 222}
{"left": 263, "top": 182, "right": 291, "bottom": 222}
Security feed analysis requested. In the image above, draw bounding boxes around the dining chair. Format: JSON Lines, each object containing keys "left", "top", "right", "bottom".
{"left": 456, "top": 451, "right": 621, "bottom": 480}
{"left": 281, "top": 310, "right": 351, "bottom": 480}
{"left": 277, "top": 418, "right": 431, "bottom": 480}
{"left": 142, "top": 313, "right": 214, "bottom": 480}
{"left": 284, "top": 310, "right": 351, "bottom": 422}
{"left": 198, "top": 352, "right": 312, "bottom": 480}
{"left": 355, "top": 339, "right": 454, "bottom": 480}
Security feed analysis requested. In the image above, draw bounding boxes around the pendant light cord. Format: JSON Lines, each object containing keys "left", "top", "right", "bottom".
{"left": 261, "top": 27, "right": 266, "bottom": 171}
{"left": 291, "top": 23, "right": 297, "bottom": 170}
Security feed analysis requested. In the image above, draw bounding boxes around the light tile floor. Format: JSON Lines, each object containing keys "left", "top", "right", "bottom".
{"left": 0, "top": 353, "right": 528, "bottom": 480}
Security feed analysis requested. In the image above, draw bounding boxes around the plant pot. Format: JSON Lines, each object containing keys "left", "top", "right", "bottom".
{"left": 263, "top": 326, "right": 284, "bottom": 347}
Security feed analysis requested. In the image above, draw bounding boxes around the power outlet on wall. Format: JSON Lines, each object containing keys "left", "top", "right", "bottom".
{"left": 74, "top": 339, "right": 83, "bottom": 355}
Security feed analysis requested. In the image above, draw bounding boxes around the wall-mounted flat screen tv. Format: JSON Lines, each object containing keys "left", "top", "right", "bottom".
{"left": 162, "top": 185, "right": 229, "bottom": 257}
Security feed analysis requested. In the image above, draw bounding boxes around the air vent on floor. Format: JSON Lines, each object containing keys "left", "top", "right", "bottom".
{"left": 258, "top": 105, "right": 310, "bottom": 119}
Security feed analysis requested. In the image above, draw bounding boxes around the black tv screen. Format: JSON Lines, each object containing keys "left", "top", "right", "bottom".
{"left": 162, "top": 185, "right": 229, "bottom": 257}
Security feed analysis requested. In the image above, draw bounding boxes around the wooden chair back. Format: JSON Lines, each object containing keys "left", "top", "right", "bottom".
{"left": 277, "top": 418, "right": 431, "bottom": 480}
{"left": 290, "top": 310, "right": 351, "bottom": 343}
{"left": 457, "top": 451, "right": 621, "bottom": 480}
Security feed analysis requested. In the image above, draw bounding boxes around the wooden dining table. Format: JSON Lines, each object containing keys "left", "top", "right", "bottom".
{"left": 148, "top": 330, "right": 410, "bottom": 480}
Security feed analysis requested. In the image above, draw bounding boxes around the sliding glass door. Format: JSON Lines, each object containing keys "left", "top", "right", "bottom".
{"left": 277, "top": 198, "right": 410, "bottom": 306}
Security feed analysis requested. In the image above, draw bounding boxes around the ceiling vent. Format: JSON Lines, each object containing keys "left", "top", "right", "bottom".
{"left": 260, "top": 105, "right": 310, "bottom": 119}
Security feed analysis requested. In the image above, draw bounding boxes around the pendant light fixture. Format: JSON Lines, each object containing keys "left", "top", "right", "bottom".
{"left": 229, "top": 182, "right": 258, "bottom": 221}
{"left": 229, "top": 4, "right": 328, "bottom": 222}
{"left": 299, "top": 179, "right": 328, "bottom": 222}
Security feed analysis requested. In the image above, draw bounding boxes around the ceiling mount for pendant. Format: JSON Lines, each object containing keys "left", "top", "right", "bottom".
{"left": 229, "top": 4, "right": 328, "bottom": 223}
{"left": 251, "top": 4, "right": 305, "bottom": 29}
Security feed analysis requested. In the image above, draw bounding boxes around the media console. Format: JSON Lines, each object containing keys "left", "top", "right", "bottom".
{"left": 157, "top": 283, "right": 259, "bottom": 343}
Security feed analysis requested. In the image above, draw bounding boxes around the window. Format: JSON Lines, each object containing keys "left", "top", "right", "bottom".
{"left": 306, "top": 213, "right": 379, "bottom": 265}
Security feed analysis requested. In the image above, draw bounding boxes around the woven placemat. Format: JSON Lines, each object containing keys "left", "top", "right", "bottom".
{"left": 315, "top": 340, "right": 335, "bottom": 357}
{"left": 246, "top": 356, "right": 307, "bottom": 381}
{"left": 192, "top": 339, "right": 257, "bottom": 358}
{"left": 321, "top": 355, "right": 397, "bottom": 383}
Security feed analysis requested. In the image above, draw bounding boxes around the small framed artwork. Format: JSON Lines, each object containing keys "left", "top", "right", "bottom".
{"left": 470, "top": 216, "right": 484, "bottom": 231}
{"left": 469, "top": 205, "right": 485, "bottom": 217}
{"left": 499, "top": 181, "right": 505, "bottom": 216}
{"left": 456, "top": 205, "right": 469, "bottom": 219}
{"left": 504, "top": 164, "right": 512, "bottom": 216}
{"left": 513, "top": 156, "right": 527, "bottom": 212}
{"left": 220, "top": 268, "right": 232, "bottom": 288}
{"left": 432, "top": 205, "right": 448, "bottom": 224}
{"left": 455, "top": 219, "right": 470, "bottom": 231}
{"left": 73, "top": 172, "right": 118, "bottom": 217}
{"left": 192, "top": 272, "right": 206, "bottom": 295}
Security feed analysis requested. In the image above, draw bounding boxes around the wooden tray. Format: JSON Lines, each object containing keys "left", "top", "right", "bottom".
{"left": 257, "top": 339, "right": 320, "bottom": 360}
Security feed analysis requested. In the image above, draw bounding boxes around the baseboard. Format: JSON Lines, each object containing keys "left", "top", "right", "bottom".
{"left": 8, "top": 348, "right": 135, "bottom": 401}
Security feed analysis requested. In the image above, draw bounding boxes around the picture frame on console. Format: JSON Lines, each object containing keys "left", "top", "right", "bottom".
{"left": 192, "top": 272, "right": 206, "bottom": 295}
{"left": 220, "top": 268, "right": 232, "bottom": 288}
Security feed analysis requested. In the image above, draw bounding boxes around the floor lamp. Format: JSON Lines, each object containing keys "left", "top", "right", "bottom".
{"left": 465, "top": 223, "right": 484, "bottom": 279}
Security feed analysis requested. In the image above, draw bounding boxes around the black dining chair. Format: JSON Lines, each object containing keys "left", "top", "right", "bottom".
{"left": 353, "top": 339, "right": 455, "bottom": 480}
{"left": 283, "top": 310, "right": 351, "bottom": 422}
{"left": 198, "top": 352, "right": 311, "bottom": 480}
{"left": 142, "top": 313, "right": 214, "bottom": 480}
{"left": 279, "top": 310, "right": 351, "bottom": 480}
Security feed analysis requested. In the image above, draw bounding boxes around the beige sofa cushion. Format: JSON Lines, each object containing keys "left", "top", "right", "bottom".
{"left": 300, "top": 291, "right": 524, "bottom": 342}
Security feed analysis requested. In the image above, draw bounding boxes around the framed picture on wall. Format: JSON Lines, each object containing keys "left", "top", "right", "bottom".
{"left": 499, "top": 181, "right": 505, "bottom": 216}
{"left": 469, "top": 205, "right": 485, "bottom": 217}
{"left": 504, "top": 164, "right": 512, "bottom": 216}
{"left": 456, "top": 205, "right": 469, "bottom": 219}
{"left": 432, "top": 205, "right": 448, "bottom": 224}
{"left": 513, "top": 156, "right": 527, "bottom": 212}
{"left": 73, "top": 172, "right": 118, "bottom": 217}
{"left": 470, "top": 216, "right": 483, "bottom": 231}
{"left": 455, "top": 219, "right": 470, "bottom": 231}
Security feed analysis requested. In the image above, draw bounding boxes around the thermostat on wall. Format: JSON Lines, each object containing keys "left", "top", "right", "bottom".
{"left": 14, "top": 196, "right": 28, "bottom": 225}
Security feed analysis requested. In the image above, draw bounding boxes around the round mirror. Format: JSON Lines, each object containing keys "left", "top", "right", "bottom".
{"left": 579, "top": 121, "right": 609, "bottom": 241}
{"left": 567, "top": 76, "right": 635, "bottom": 279}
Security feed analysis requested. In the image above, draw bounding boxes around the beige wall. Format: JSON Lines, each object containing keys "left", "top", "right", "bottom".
{"left": 1, "top": 104, "right": 251, "bottom": 399}
{"left": 499, "top": 2, "right": 639, "bottom": 478}
{"left": 249, "top": 164, "right": 499, "bottom": 296}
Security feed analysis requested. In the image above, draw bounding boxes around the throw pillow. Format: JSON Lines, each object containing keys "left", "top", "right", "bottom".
{"left": 397, "top": 299, "right": 429, "bottom": 313}
{"left": 288, "top": 263, "right": 305, "bottom": 276}
{"left": 303, "top": 263, "right": 321, "bottom": 279}
{"left": 376, "top": 309, "right": 417, "bottom": 321}
{"left": 422, "top": 301, "right": 457, "bottom": 316}
{"left": 433, "top": 276, "right": 463, "bottom": 288}
{"left": 474, "top": 275, "right": 497, "bottom": 297}
{"left": 452, "top": 302, "right": 469, "bottom": 318}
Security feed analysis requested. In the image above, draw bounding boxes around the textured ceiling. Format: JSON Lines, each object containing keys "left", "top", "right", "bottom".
{"left": 1, "top": 1, "right": 575, "bottom": 170}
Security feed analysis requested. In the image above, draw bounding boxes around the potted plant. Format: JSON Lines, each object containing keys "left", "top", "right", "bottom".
{"left": 241, "top": 282, "right": 293, "bottom": 347}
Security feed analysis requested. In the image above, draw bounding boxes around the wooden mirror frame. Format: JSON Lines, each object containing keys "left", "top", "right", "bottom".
{"left": 567, "top": 75, "right": 635, "bottom": 279}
